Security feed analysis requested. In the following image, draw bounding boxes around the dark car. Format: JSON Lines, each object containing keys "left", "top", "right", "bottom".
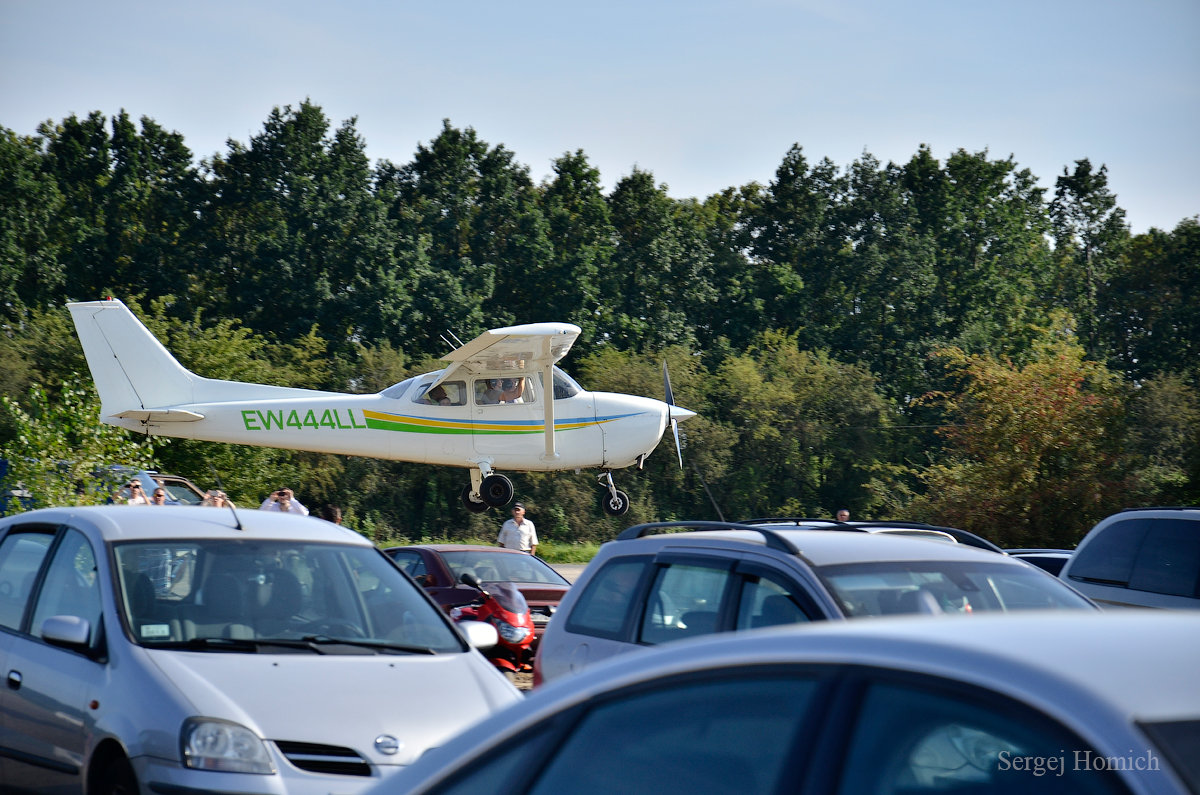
{"left": 1007, "top": 548, "right": 1073, "bottom": 575}
{"left": 384, "top": 544, "right": 572, "bottom": 642}
{"left": 1059, "top": 507, "right": 1200, "bottom": 609}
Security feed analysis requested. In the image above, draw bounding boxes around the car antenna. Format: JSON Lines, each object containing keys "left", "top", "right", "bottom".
{"left": 209, "top": 465, "right": 243, "bottom": 531}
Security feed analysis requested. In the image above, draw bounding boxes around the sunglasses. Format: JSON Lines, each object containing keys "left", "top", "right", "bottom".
{"left": 129, "top": 484, "right": 141, "bottom": 489}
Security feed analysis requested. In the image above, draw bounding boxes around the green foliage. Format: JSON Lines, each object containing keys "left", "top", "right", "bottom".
{"left": 1, "top": 376, "right": 156, "bottom": 509}
{"left": 909, "top": 318, "right": 1130, "bottom": 547}
{"left": 2, "top": 103, "right": 1196, "bottom": 546}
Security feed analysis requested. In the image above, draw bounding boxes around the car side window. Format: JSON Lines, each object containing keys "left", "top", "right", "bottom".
{"left": 0, "top": 529, "right": 55, "bottom": 630}
{"left": 1127, "top": 519, "right": 1200, "bottom": 597}
{"left": 30, "top": 528, "right": 102, "bottom": 647}
{"left": 527, "top": 674, "right": 819, "bottom": 795}
{"left": 564, "top": 558, "right": 648, "bottom": 638}
{"left": 390, "top": 551, "right": 428, "bottom": 582}
{"left": 638, "top": 563, "right": 731, "bottom": 644}
{"left": 736, "top": 576, "right": 812, "bottom": 629}
{"left": 1068, "top": 519, "right": 1147, "bottom": 585}
{"left": 837, "top": 679, "right": 1128, "bottom": 795}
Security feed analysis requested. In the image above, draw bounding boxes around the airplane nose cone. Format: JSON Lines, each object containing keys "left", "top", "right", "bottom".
{"left": 669, "top": 405, "right": 696, "bottom": 422}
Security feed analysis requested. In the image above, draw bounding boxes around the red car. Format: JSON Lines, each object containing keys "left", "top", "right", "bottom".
{"left": 383, "top": 544, "right": 571, "bottom": 644}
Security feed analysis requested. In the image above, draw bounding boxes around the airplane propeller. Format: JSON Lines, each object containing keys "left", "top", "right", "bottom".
{"left": 663, "top": 361, "right": 685, "bottom": 469}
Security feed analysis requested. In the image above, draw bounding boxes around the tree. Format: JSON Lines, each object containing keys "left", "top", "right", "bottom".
{"left": 536, "top": 150, "right": 613, "bottom": 344}
{"left": 1101, "top": 218, "right": 1200, "bottom": 380}
{"left": 601, "top": 168, "right": 715, "bottom": 351}
{"left": 200, "top": 101, "right": 408, "bottom": 359}
{"left": 909, "top": 319, "right": 1130, "bottom": 547}
{"left": 703, "top": 330, "right": 892, "bottom": 519}
{"left": 1, "top": 376, "right": 156, "bottom": 510}
{"left": 1050, "top": 159, "right": 1129, "bottom": 358}
{"left": 0, "top": 127, "right": 65, "bottom": 316}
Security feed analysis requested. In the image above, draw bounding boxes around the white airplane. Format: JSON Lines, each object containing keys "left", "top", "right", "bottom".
{"left": 68, "top": 298, "right": 695, "bottom": 515}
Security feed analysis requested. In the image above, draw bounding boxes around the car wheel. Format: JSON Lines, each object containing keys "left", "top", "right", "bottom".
{"left": 96, "top": 756, "right": 137, "bottom": 795}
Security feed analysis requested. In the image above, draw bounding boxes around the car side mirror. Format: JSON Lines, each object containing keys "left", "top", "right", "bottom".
{"left": 457, "top": 619, "right": 498, "bottom": 649}
{"left": 460, "top": 572, "right": 484, "bottom": 589}
{"left": 41, "top": 615, "right": 91, "bottom": 649}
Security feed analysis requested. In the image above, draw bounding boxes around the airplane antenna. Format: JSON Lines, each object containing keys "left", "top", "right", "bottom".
{"left": 209, "top": 465, "right": 244, "bottom": 532}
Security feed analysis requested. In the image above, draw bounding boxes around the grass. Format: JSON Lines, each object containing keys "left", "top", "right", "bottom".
{"left": 375, "top": 534, "right": 600, "bottom": 564}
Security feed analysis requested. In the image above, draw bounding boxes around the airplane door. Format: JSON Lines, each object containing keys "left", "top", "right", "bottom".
{"left": 471, "top": 376, "right": 544, "bottom": 461}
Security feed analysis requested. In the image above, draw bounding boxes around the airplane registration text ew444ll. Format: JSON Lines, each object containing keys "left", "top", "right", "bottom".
{"left": 68, "top": 299, "right": 695, "bottom": 515}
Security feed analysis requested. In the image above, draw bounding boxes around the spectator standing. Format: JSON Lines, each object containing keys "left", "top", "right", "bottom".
{"left": 259, "top": 487, "right": 309, "bottom": 515}
{"left": 497, "top": 502, "right": 538, "bottom": 555}
{"left": 836, "top": 508, "right": 850, "bottom": 522}
{"left": 319, "top": 504, "right": 343, "bottom": 524}
{"left": 149, "top": 488, "right": 169, "bottom": 505}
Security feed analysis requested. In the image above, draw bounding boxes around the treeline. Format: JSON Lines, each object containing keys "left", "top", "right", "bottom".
{"left": 1, "top": 101, "right": 1196, "bottom": 548}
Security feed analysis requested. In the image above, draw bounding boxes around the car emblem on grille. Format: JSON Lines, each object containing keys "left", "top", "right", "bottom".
{"left": 375, "top": 735, "right": 402, "bottom": 755}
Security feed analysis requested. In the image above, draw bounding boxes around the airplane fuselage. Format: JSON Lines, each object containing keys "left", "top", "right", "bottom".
{"left": 109, "top": 390, "right": 670, "bottom": 472}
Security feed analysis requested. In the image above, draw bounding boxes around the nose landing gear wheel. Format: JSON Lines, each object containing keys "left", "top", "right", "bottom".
{"left": 600, "top": 488, "right": 630, "bottom": 516}
{"left": 480, "top": 474, "right": 514, "bottom": 507}
{"left": 461, "top": 486, "right": 490, "bottom": 514}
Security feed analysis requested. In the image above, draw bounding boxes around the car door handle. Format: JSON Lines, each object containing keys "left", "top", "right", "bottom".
{"left": 7, "top": 670, "right": 21, "bottom": 690}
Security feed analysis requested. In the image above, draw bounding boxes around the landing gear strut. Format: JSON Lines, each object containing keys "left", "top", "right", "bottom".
{"left": 598, "top": 471, "right": 630, "bottom": 516}
{"left": 460, "top": 464, "right": 515, "bottom": 513}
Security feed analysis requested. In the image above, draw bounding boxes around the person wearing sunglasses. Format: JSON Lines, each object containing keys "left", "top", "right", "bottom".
{"left": 125, "top": 481, "right": 150, "bottom": 505}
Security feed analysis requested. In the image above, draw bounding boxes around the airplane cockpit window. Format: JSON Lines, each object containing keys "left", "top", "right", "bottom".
{"left": 475, "top": 377, "right": 533, "bottom": 405}
{"left": 380, "top": 377, "right": 417, "bottom": 400}
{"left": 540, "top": 367, "right": 581, "bottom": 400}
{"left": 415, "top": 381, "right": 466, "bottom": 406}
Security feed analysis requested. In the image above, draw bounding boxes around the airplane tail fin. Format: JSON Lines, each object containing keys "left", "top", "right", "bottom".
{"left": 68, "top": 299, "right": 197, "bottom": 419}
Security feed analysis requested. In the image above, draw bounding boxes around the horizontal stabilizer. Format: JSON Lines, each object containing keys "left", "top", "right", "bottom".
{"left": 113, "top": 409, "right": 205, "bottom": 422}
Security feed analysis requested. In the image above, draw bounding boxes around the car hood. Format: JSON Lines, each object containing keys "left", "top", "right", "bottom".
{"left": 146, "top": 649, "right": 521, "bottom": 765}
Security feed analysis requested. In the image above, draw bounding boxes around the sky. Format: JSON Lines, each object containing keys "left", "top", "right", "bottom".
{"left": 2, "top": 0, "right": 1197, "bottom": 235}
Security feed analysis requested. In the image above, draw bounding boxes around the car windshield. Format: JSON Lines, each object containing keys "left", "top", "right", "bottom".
{"left": 439, "top": 550, "right": 569, "bottom": 585}
{"left": 114, "top": 540, "right": 464, "bottom": 653}
{"left": 817, "top": 560, "right": 1094, "bottom": 617}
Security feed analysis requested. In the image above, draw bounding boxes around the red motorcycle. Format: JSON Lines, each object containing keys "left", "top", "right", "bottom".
{"left": 450, "top": 572, "right": 535, "bottom": 674}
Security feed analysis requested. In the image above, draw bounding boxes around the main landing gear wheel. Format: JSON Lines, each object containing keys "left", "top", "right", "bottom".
{"left": 480, "top": 474, "right": 514, "bottom": 507}
{"left": 600, "top": 488, "right": 630, "bottom": 516}
{"left": 461, "top": 486, "right": 490, "bottom": 514}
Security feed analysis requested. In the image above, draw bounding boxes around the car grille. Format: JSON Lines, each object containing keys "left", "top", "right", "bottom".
{"left": 275, "top": 741, "right": 372, "bottom": 776}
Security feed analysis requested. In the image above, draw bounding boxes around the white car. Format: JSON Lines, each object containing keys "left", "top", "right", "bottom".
{"left": 0, "top": 506, "right": 522, "bottom": 793}
{"left": 384, "top": 611, "right": 1200, "bottom": 794}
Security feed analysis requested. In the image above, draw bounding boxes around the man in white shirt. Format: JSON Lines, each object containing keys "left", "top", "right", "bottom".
{"left": 497, "top": 503, "right": 538, "bottom": 555}
{"left": 259, "top": 487, "right": 310, "bottom": 515}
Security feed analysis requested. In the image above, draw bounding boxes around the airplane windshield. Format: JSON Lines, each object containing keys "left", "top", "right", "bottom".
{"left": 542, "top": 367, "right": 582, "bottom": 399}
{"left": 381, "top": 377, "right": 417, "bottom": 399}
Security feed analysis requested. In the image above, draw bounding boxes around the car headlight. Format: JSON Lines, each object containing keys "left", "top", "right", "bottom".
{"left": 181, "top": 717, "right": 275, "bottom": 774}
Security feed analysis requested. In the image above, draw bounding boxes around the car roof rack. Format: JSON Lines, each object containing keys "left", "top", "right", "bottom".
{"left": 616, "top": 521, "right": 802, "bottom": 554}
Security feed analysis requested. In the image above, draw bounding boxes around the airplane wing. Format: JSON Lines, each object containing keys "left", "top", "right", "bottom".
{"left": 438, "top": 322, "right": 581, "bottom": 374}
{"left": 432, "top": 322, "right": 582, "bottom": 463}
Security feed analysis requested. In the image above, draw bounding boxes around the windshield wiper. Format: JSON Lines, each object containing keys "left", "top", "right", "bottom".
{"left": 296, "top": 634, "right": 439, "bottom": 655}
{"left": 151, "top": 637, "right": 265, "bottom": 653}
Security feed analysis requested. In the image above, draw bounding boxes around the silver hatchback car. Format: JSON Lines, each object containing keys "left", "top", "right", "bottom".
{"left": 535, "top": 522, "right": 1095, "bottom": 685}
{"left": 0, "top": 506, "right": 521, "bottom": 794}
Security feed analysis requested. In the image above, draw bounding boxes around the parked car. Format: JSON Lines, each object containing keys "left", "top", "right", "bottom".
{"left": 98, "top": 465, "right": 208, "bottom": 505}
{"left": 1059, "top": 507, "right": 1200, "bottom": 609}
{"left": 1007, "top": 548, "right": 1074, "bottom": 575}
{"left": 0, "top": 506, "right": 521, "bottom": 794}
{"left": 383, "top": 544, "right": 571, "bottom": 643}
{"left": 534, "top": 521, "right": 1095, "bottom": 685}
{"left": 383, "top": 611, "right": 1200, "bottom": 795}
